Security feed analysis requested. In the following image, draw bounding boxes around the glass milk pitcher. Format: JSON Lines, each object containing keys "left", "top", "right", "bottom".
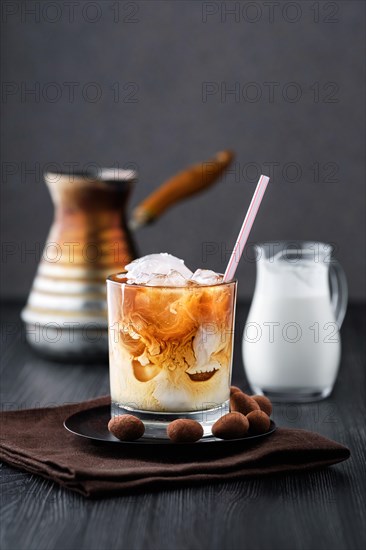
{"left": 242, "top": 241, "right": 348, "bottom": 402}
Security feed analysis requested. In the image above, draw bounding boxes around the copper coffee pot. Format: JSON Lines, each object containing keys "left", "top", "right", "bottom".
{"left": 21, "top": 151, "right": 234, "bottom": 360}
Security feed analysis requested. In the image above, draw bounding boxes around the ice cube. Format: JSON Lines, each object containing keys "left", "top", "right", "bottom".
{"left": 126, "top": 272, "right": 152, "bottom": 285}
{"left": 125, "top": 253, "right": 193, "bottom": 284}
{"left": 163, "top": 270, "right": 189, "bottom": 286}
{"left": 144, "top": 270, "right": 188, "bottom": 287}
{"left": 142, "top": 274, "right": 168, "bottom": 286}
{"left": 190, "top": 269, "right": 222, "bottom": 285}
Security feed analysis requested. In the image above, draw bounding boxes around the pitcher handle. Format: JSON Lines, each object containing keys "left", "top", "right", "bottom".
{"left": 329, "top": 259, "right": 348, "bottom": 328}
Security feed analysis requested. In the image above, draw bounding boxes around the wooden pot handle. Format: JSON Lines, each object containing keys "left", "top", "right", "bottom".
{"left": 130, "top": 150, "right": 234, "bottom": 229}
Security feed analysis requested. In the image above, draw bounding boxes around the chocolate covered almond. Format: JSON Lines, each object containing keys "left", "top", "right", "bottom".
{"left": 246, "top": 410, "right": 271, "bottom": 434}
{"left": 230, "top": 392, "right": 260, "bottom": 415}
{"left": 167, "top": 419, "right": 203, "bottom": 443}
{"left": 108, "top": 414, "right": 145, "bottom": 441}
{"left": 212, "top": 412, "right": 249, "bottom": 440}
{"left": 230, "top": 385, "right": 243, "bottom": 396}
{"left": 252, "top": 395, "right": 272, "bottom": 416}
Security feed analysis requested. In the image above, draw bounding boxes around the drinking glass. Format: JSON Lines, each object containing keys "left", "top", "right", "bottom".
{"left": 107, "top": 274, "right": 237, "bottom": 437}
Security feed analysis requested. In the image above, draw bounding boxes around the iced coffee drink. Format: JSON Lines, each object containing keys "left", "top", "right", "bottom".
{"left": 107, "top": 254, "right": 237, "bottom": 435}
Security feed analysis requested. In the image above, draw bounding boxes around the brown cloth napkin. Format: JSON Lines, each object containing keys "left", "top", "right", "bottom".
{"left": 0, "top": 396, "right": 350, "bottom": 498}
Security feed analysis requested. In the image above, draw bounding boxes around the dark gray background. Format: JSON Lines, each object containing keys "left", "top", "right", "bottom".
{"left": 1, "top": 0, "right": 365, "bottom": 301}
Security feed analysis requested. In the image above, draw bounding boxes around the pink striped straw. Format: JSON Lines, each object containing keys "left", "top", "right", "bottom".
{"left": 223, "top": 175, "right": 270, "bottom": 282}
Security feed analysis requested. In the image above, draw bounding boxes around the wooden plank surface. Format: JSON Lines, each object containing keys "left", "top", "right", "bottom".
{"left": 1, "top": 302, "right": 365, "bottom": 550}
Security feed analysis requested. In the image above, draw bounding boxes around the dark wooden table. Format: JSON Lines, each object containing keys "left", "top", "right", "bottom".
{"left": 1, "top": 302, "right": 365, "bottom": 550}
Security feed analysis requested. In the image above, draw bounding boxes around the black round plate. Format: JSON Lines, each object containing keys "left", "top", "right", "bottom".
{"left": 64, "top": 405, "right": 276, "bottom": 446}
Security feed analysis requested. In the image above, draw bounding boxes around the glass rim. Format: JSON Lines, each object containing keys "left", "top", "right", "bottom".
{"left": 106, "top": 272, "right": 237, "bottom": 289}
